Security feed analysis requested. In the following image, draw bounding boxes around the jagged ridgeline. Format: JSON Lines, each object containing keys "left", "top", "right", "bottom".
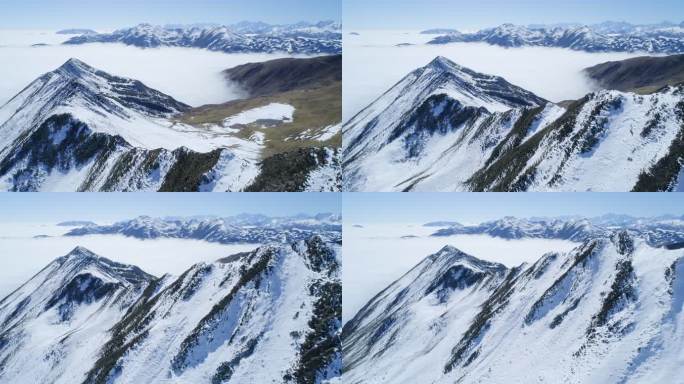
{"left": 0, "top": 54, "right": 341, "bottom": 191}
{"left": 426, "top": 22, "right": 684, "bottom": 54}
{"left": 341, "top": 232, "right": 684, "bottom": 384}
{"left": 343, "top": 55, "right": 684, "bottom": 192}
{"left": 0, "top": 236, "right": 341, "bottom": 384}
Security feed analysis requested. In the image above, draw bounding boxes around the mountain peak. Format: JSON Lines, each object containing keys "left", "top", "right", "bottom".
{"left": 56, "top": 58, "right": 94, "bottom": 77}
{"left": 427, "top": 56, "right": 459, "bottom": 71}
{"left": 438, "top": 244, "right": 463, "bottom": 254}
{"left": 66, "top": 245, "right": 98, "bottom": 258}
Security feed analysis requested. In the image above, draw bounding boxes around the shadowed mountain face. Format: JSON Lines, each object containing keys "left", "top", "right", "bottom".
{"left": 224, "top": 55, "right": 342, "bottom": 97}
{"left": 584, "top": 54, "right": 684, "bottom": 94}
{"left": 0, "top": 237, "right": 341, "bottom": 384}
{"left": 342, "top": 232, "right": 684, "bottom": 384}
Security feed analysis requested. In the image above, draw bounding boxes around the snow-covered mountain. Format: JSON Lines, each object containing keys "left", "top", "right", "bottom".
{"left": 343, "top": 56, "right": 684, "bottom": 192}
{"left": 428, "top": 22, "right": 684, "bottom": 54}
{"left": 0, "top": 237, "right": 341, "bottom": 383}
{"left": 0, "top": 247, "right": 156, "bottom": 384}
{"left": 0, "top": 58, "right": 339, "bottom": 191}
{"left": 341, "top": 232, "right": 684, "bottom": 383}
{"left": 64, "top": 22, "right": 342, "bottom": 54}
{"left": 64, "top": 214, "right": 343, "bottom": 244}
{"left": 430, "top": 215, "right": 684, "bottom": 247}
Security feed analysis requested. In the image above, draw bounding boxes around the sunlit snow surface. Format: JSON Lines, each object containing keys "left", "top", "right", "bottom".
{"left": 0, "top": 223, "right": 259, "bottom": 298}
{"left": 343, "top": 30, "right": 645, "bottom": 121}
{"left": 342, "top": 223, "right": 579, "bottom": 322}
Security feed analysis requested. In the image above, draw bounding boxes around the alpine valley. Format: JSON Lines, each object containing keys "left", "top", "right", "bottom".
{"left": 343, "top": 53, "right": 684, "bottom": 192}
{"left": 0, "top": 236, "right": 341, "bottom": 383}
{"left": 0, "top": 38, "right": 341, "bottom": 191}
{"left": 341, "top": 227, "right": 684, "bottom": 383}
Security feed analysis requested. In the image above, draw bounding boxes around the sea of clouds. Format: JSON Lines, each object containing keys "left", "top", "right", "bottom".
{"left": 0, "top": 222, "right": 259, "bottom": 298}
{"left": 342, "top": 222, "right": 580, "bottom": 323}
{"left": 0, "top": 30, "right": 301, "bottom": 107}
{"left": 343, "top": 30, "right": 644, "bottom": 121}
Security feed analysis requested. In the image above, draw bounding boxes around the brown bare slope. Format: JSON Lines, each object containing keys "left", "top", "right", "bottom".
{"left": 223, "top": 54, "right": 342, "bottom": 97}
{"left": 584, "top": 54, "right": 684, "bottom": 94}
{"left": 179, "top": 55, "right": 341, "bottom": 159}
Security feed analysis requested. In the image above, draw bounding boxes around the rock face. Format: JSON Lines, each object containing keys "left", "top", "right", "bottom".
{"left": 428, "top": 22, "right": 684, "bottom": 54}
{"left": 342, "top": 232, "right": 684, "bottom": 384}
{"left": 63, "top": 22, "right": 342, "bottom": 54}
{"left": 0, "top": 237, "right": 341, "bottom": 384}
{"left": 343, "top": 56, "right": 684, "bottom": 192}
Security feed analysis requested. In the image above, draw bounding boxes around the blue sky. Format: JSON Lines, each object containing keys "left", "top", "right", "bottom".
{"left": 344, "top": 193, "right": 684, "bottom": 224}
{"left": 0, "top": 193, "right": 340, "bottom": 223}
{"left": 1, "top": 0, "right": 340, "bottom": 29}
{"left": 344, "top": 0, "right": 684, "bottom": 30}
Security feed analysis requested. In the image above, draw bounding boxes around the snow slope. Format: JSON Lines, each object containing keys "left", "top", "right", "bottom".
{"left": 0, "top": 58, "right": 340, "bottom": 191}
{"left": 343, "top": 56, "right": 684, "bottom": 192}
{"left": 0, "top": 247, "right": 154, "bottom": 384}
{"left": 0, "top": 58, "right": 263, "bottom": 191}
{"left": 0, "top": 236, "right": 341, "bottom": 384}
{"left": 341, "top": 231, "right": 684, "bottom": 384}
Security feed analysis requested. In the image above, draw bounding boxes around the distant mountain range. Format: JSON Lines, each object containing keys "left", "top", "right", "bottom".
{"left": 0, "top": 55, "right": 341, "bottom": 191}
{"left": 56, "top": 29, "right": 97, "bottom": 35}
{"left": 342, "top": 231, "right": 684, "bottom": 383}
{"left": 63, "top": 214, "right": 343, "bottom": 244}
{"left": 426, "top": 21, "right": 684, "bottom": 54}
{"left": 0, "top": 236, "right": 341, "bottom": 383}
{"left": 428, "top": 215, "right": 684, "bottom": 247}
{"left": 63, "top": 21, "right": 342, "bottom": 54}
{"left": 343, "top": 55, "right": 684, "bottom": 192}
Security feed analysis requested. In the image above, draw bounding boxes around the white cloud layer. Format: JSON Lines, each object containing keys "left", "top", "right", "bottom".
{"left": 342, "top": 223, "right": 579, "bottom": 323}
{"left": 0, "top": 223, "right": 259, "bottom": 298}
{"left": 343, "top": 30, "right": 645, "bottom": 121}
{"left": 0, "top": 30, "right": 300, "bottom": 107}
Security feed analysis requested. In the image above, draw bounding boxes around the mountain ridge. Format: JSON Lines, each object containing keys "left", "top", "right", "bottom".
{"left": 0, "top": 237, "right": 341, "bottom": 383}
{"left": 343, "top": 56, "right": 684, "bottom": 192}
{"left": 341, "top": 232, "right": 684, "bottom": 383}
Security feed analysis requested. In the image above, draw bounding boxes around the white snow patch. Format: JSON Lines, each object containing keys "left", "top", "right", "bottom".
{"left": 222, "top": 103, "right": 295, "bottom": 128}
